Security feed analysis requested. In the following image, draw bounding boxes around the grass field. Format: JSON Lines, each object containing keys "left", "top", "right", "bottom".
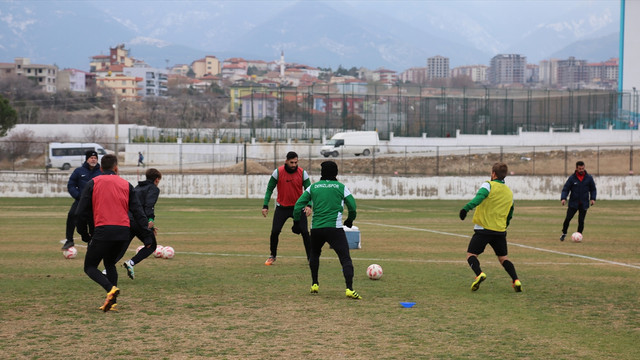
{"left": 1, "top": 197, "right": 638, "bottom": 359}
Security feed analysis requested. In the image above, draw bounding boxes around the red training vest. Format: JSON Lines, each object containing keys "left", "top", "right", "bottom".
{"left": 276, "top": 165, "right": 304, "bottom": 207}
{"left": 92, "top": 175, "right": 131, "bottom": 227}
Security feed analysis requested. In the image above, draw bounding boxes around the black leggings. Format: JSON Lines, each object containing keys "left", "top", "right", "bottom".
{"left": 562, "top": 207, "right": 588, "bottom": 234}
{"left": 270, "top": 206, "right": 311, "bottom": 259}
{"left": 66, "top": 200, "right": 79, "bottom": 241}
{"left": 309, "top": 227, "right": 354, "bottom": 290}
{"left": 115, "top": 221, "right": 157, "bottom": 265}
{"left": 84, "top": 240, "right": 129, "bottom": 292}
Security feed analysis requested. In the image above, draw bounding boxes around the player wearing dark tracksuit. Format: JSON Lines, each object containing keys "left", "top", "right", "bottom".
{"left": 118, "top": 169, "right": 162, "bottom": 279}
{"left": 560, "top": 161, "right": 597, "bottom": 240}
{"left": 292, "top": 161, "right": 361, "bottom": 299}
{"left": 76, "top": 154, "right": 148, "bottom": 312}
{"left": 62, "top": 151, "right": 101, "bottom": 250}
{"left": 262, "top": 151, "right": 312, "bottom": 265}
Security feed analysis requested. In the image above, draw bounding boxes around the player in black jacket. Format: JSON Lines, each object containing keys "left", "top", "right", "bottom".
{"left": 119, "top": 168, "right": 162, "bottom": 279}
{"left": 560, "top": 161, "right": 597, "bottom": 241}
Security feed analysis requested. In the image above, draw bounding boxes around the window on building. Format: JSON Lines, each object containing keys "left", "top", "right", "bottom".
{"left": 122, "top": 89, "right": 126, "bottom": 94}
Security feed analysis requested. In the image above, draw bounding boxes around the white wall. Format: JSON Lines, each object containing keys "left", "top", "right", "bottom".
{"left": 1, "top": 173, "right": 638, "bottom": 200}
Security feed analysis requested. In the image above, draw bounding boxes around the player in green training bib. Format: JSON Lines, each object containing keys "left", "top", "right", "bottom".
{"left": 292, "top": 161, "right": 362, "bottom": 299}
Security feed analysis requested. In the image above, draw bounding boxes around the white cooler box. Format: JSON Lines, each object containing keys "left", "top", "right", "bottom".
{"left": 343, "top": 225, "right": 361, "bottom": 249}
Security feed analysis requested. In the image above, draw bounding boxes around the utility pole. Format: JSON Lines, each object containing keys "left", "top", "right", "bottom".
{"left": 114, "top": 94, "right": 119, "bottom": 157}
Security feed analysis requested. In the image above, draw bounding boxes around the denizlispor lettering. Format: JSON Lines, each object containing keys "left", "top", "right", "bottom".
{"left": 315, "top": 183, "right": 339, "bottom": 189}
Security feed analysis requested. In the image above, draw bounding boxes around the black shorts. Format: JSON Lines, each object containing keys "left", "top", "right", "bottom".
{"left": 467, "top": 229, "right": 508, "bottom": 257}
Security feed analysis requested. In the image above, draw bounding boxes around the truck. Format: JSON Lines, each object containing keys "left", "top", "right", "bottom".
{"left": 320, "top": 131, "right": 379, "bottom": 157}
{"left": 47, "top": 142, "right": 107, "bottom": 170}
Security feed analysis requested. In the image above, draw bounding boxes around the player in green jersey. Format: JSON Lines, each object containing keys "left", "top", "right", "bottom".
{"left": 292, "top": 161, "right": 362, "bottom": 299}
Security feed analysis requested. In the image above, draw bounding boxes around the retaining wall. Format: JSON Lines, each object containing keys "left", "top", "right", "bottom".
{"left": 1, "top": 173, "right": 638, "bottom": 200}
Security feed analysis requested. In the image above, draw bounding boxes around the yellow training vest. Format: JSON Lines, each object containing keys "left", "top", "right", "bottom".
{"left": 472, "top": 181, "right": 513, "bottom": 232}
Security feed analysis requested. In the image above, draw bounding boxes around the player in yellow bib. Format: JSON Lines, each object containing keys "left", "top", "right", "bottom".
{"left": 459, "top": 162, "right": 522, "bottom": 293}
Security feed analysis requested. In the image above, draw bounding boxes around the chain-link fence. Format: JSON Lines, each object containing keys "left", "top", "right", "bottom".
{"left": 2, "top": 139, "right": 637, "bottom": 177}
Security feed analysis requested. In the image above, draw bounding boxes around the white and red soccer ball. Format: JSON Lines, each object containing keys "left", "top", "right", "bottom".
{"left": 367, "top": 264, "right": 383, "bottom": 280}
{"left": 571, "top": 232, "right": 583, "bottom": 243}
{"left": 161, "top": 246, "right": 175, "bottom": 259}
{"left": 153, "top": 245, "right": 164, "bottom": 258}
{"left": 62, "top": 246, "right": 78, "bottom": 259}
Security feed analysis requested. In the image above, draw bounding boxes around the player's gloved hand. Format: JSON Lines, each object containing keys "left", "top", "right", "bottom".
{"left": 459, "top": 209, "right": 467, "bottom": 220}
{"left": 291, "top": 220, "right": 302, "bottom": 234}
{"left": 343, "top": 219, "right": 353, "bottom": 228}
{"left": 81, "top": 233, "right": 91, "bottom": 243}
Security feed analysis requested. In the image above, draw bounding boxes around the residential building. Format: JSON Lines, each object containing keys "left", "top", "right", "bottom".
{"left": 587, "top": 58, "right": 618, "bottom": 89}
{"left": 246, "top": 60, "right": 269, "bottom": 72}
{"left": 427, "top": 55, "right": 450, "bottom": 80}
{"left": 170, "top": 64, "right": 190, "bottom": 76}
{"left": 451, "top": 65, "right": 488, "bottom": 83}
{"left": 557, "top": 57, "right": 588, "bottom": 89}
{"left": 488, "top": 54, "right": 526, "bottom": 86}
{"left": 539, "top": 59, "right": 559, "bottom": 87}
{"left": 400, "top": 67, "right": 427, "bottom": 84}
{"left": 57, "top": 69, "right": 90, "bottom": 92}
{"left": 373, "top": 68, "right": 398, "bottom": 84}
{"left": 239, "top": 92, "right": 279, "bottom": 124}
{"left": 96, "top": 74, "right": 143, "bottom": 101}
{"left": 191, "top": 55, "right": 221, "bottom": 78}
{"left": 123, "top": 62, "right": 168, "bottom": 97}
{"left": 0, "top": 58, "right": 58, "bottom": 93}
{"left": 525, "top": 64, "right": 539, "bottom": 84}
{"left": 90, "top": 44, "right": 134, "bottom": 72}
{"left": 228, "top": 82, "right": 280, "bottom": 113}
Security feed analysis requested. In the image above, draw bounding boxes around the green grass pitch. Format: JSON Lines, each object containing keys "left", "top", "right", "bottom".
{"left": 0, "top": 197, "right": 638, "bottom": 359}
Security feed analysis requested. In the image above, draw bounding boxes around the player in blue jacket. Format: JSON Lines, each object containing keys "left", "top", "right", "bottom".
{"left": 61, "top": 150, "right": 102, "bottom": 250}
{"left": 560, "top": 161, "right": 597, "bottom": 241}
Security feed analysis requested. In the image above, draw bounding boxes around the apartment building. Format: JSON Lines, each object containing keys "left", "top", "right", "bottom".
{"left": 239, "top": 92, "right": 279, "bottom": 124}
{"left": 123, "top": 62, "right": 168, "bottom": 97}
{"left": 57, "top": 68, "right": 90, "bottom": 92}
{"left": 90, "top": 44, "right": 134, "bottom": 72}
{"left": 451, "top": 65, "right": 487, "bottom": 83}
{"left": 488, "top": 54, "right": 526, "bottom": 86}
{"left": 539, "top": 59, "right": 559, "bottom": 87}
{"left": 373, "top": 68, "right": 398, "bottom": 84}
{"left": 400, "top": 67, "right": 427, "bottom": 84}
{"left": 190, "top": 55, "right": 221, "bottom": 78}
{"left": 170, "top": 64, "right": 190, "bottom": 76}
{"left": 0, "top": 58, "right": 58, "bottom": 93}
{"left": 525, "top": 64, "right": 539, "bottom": 83}
{"left": 557, "top": 57, "right": 588, "bottom": 89}
{"left": 96, "top": 74, "right": 143, "bottom": 101}
{"left": 427, "top": 55, "right": 450, "bottom": 80}
{"left": 587, "top": 58, "right": 618, "bottom": 89}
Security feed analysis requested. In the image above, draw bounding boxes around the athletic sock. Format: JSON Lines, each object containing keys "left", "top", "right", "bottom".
{"left": 467, "top": 256, "right": 482, "bottom": 276}
{"left": 127, "top": 259, "right": 135, "bottom": 266}
{"left": 501, "top": 260, "right": 518, "bottom": 281}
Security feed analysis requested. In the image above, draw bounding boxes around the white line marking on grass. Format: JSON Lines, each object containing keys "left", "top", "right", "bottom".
{"left": 358, "top": 221, "right": 640, "bottom": 270}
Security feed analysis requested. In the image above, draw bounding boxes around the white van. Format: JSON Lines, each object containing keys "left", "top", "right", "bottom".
{"left": 320, "top": 131, "right": 379, "bottom": 157}
{"left": 47, "top": 142, "right": 107, "bottom": 170}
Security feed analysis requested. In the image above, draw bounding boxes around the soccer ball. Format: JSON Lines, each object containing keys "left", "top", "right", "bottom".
{"left": 154, "top": 245, "right": 164, "bottom": 258}
{"left": 136, "top": 245, "right": 145, "bottom": 254}
{"left": 161, "top": 246, "right": 175, "bottom": 259}
{"left": 63, "top": 246, "right": 78, "bottom": 259}
{"left": 367, "top": 264, "right": 383, "bottom": 280}
{"left": 571, "top": 232, "right": 583, "bottom": 243}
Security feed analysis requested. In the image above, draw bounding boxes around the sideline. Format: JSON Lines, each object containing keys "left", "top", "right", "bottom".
{"left": 357, "top": 221, "right": 640, "bottom": 270}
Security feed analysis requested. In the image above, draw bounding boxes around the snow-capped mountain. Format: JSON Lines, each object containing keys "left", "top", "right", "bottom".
{"left": 0, "top": 0, "right": 620, "bottom": 71}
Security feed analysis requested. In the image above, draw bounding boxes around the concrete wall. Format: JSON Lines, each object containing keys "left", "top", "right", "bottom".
{"left": 1, "top": 172, "right": 638, "bottom": 200}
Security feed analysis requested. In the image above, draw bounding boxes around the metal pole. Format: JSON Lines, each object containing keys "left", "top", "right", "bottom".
{"left": 114, "top": 94, "right": 119, "bottom": 157}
